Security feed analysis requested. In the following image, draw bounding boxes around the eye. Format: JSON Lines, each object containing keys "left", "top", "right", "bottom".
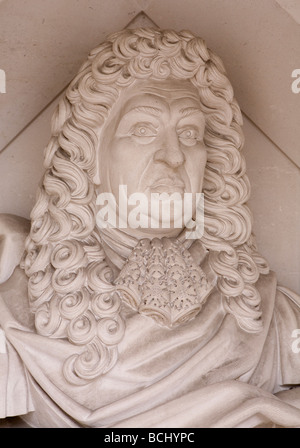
{"left": 178, "top": 127, "right": 200, "bottom": 146}
{"left": 130, "top": 123, "right": 157, "bottom": 139}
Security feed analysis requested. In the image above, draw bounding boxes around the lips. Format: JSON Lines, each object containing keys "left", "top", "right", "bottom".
{"left": 150, "top": 177, "right": 185, "bottom": 193}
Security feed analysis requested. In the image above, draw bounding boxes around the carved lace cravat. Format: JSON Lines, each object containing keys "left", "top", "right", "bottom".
{"left": 114, "top": 237, "right": 213, "bottom": 328}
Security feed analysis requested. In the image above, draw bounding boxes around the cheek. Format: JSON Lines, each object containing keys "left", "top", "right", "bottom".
{"left": 110, "top": 138, "right": 148, "bottom": 165}
{"left": 106, "top": 139, "right": 153, "bottom": 191}
{"left": 184, "top": 148, "right": 207, "bottom": 190}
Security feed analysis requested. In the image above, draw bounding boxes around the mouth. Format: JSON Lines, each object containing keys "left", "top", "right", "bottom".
{"left": 150, "top": 178, "right": 185, "bottom": 194}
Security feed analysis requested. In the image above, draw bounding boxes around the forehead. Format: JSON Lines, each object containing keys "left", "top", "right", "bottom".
{"left": 119, "top": 78, "right": 201, "bottom": 113}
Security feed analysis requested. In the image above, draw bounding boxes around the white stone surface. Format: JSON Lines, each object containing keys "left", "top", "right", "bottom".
{"left": 0, "top": 24, "right": 299, "bottom": 429}
{"left": 0, "top": 3, "right": 299, "bottom": 296}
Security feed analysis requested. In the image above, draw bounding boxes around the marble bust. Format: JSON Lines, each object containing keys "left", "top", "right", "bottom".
{"left": 0, "top": 27, "right": 300, "bottom": 428}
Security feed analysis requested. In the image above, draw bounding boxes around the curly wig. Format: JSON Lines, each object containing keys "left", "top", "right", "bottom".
{"left": 22, "top": 28, "right": 269, "bottom": 384}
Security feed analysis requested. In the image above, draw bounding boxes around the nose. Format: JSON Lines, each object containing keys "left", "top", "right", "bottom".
{"left": 153, "top": 128, "right": 185, "bottom": 169}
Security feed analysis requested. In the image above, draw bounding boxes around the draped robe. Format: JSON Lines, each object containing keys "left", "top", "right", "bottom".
{"left": 0, "top": 215, "right": 300, "bottom": 428}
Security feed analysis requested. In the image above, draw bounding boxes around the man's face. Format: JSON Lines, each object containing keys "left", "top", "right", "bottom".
{"left": 97, "top": 78, "right": 207, "bottom": 237}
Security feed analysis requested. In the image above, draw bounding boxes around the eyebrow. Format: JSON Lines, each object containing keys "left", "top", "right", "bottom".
{"left": 179, "top": 107, "right": 204, "bottom": 118}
